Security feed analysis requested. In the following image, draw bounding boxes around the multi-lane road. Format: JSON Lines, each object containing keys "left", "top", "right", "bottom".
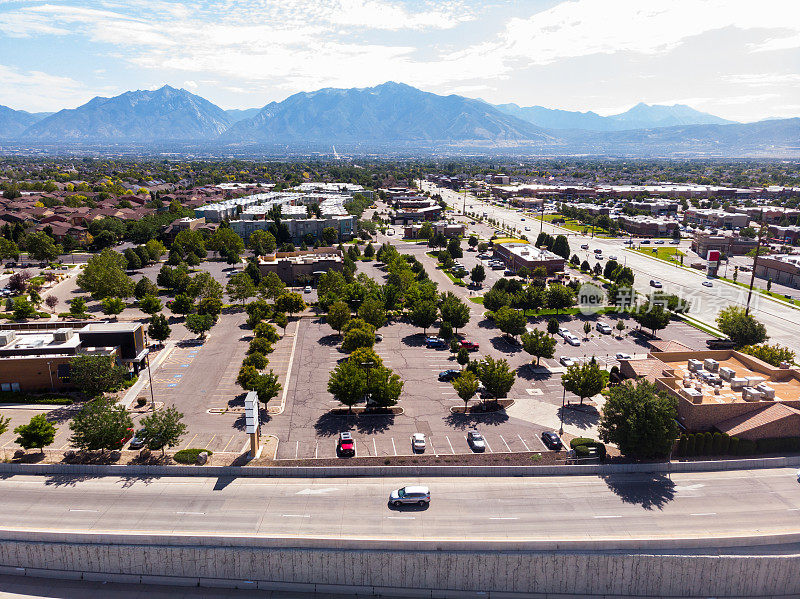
{"left": 423, "top": 182, "right": 800, "bottom": 352}
{"left": 2, "top": 468, "right": 800, "bottom": 543}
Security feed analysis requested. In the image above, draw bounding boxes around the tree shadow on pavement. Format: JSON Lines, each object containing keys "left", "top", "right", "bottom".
{"left": 558, "top": 404, "right": 599, "bottom": 430}
{"left": 318, "top": 334, "right": 340, "bottom": 347}
{"left": 444, "top": 409, "right": 509, "bottom": 430}
{"left": 515, "top": 364, "right": 553, "bottom": 381}
{"left": 314, "top": 412, "right": 349, "bottom": 437}
{"left": 46, "top": 404, "right": 82, "bottom": 424}
{"left": 600, "top": 473, "right": 676, "bottom": 510}
{"left": 44, "top": 474, "right": 103, "bottom": 487}
{"left": 490, "top": 336, "right": 522, "bottom": 355}
{"left": 401, "top": 334, "right": 425, "bottom": 347}
{"left": 476, "top": 318, "right": 495, "bottom": 330}
{"left": 354, "top": 414, "right": 395, "bottom": 435}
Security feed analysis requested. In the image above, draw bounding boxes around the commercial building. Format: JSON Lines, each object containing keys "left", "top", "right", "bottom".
{"left": 231, "top": 214, "right": 356, "bottom": 244}
{"left": 392, "top": 205, "right": 442, "bottom": 225}
{"left": 510, "top": 197, "right": 545, "bottom": 210}
{"left": 691, "top": 232, "right": 758, "bottom": 256}
{"left": 683, "top": 209, "right": 750, "bottom": 230}
{"left": 732, "top": 206, "right": 800, "bottom": 225}
{"left": 617, "top": 215, "right": 678, "bottom": 237}
{"left": 627, "top": 200, "right": 680, "bottom": 215}
{"left": 492, "top": 242, "right": 566, "bottom": 274}
{"left": 752, "top": 254, "right": 800, "bottom": 288}
{"left": 0, "top": 322, "right": 145, "bottom": 392}
{"left": 767, "top": 224, "right": 800, "bottom": 245}
{"left": 257, "top": 248, "right": 344, "bottom": 284}
{"left": 291, "top": 182, "right": 372, "bottom": 199}
{"left": 621, "top": 349, "right": 800, "bottom": 440}
{"left": 404, "top": 222, "right": 465, "bottom": 239}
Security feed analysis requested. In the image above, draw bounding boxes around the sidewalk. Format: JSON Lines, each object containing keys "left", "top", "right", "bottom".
{"left": 119, "top": 341, "right": 176, "bottom": 407}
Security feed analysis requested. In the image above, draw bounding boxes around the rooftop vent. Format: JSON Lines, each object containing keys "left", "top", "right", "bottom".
{"left": 0, "top": 331, "right": 16, "bottom": 346}
{"left": 53, "top": 328, "right": 74, "bottom": 343}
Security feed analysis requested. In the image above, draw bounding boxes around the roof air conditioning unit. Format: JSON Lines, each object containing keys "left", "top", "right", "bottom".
{"left": 53, "top": 328, "right": 74, "bottom": 342}
{"left": 0, "top": 331, "right": 16, "bottom": 346}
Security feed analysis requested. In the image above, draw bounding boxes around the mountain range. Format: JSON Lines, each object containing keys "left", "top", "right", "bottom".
{"left": 0, "top": 82, "right": 797, "bottom": 157}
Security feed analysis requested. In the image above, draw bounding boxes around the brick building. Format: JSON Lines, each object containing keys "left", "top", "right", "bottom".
{"left": 257, "top": 247, "right": 344, "bottom": 284}
{"left": 492, "top": 242, "right": 566, "bottom": 274}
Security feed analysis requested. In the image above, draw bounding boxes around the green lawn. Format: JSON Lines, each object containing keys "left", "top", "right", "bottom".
{"left": 632, "top": 246, "right": 685, "bottom": 264}
{"left": 541, "top": 214, "right": 614, "bottom": 237}
{"left": 717, "top": 276, "right": 800, "bottom": 308}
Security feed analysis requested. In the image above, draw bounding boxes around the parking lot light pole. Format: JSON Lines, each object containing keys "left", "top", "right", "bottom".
{"left": 559, "top": 386, "right": 566, "bottom": 436}
{"left": 360, "top": 361, "right": 374, "bottom": 405}
{"left": 144, "top": 332, "right": 156, "bottom": 413}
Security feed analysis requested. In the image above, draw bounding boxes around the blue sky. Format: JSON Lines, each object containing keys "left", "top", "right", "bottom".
{"left": 1, "top": 0, "right": 799, "bottom": 121}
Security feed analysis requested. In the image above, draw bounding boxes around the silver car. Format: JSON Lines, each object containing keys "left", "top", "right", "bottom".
{"left": 467, "top": 430, "right": 486, "bottom": 452}
{"left": 411, "top": 433, "right": 426, "bottom": 453}
{"left": 389, "top": 485, "right": 430, "bottom": 506}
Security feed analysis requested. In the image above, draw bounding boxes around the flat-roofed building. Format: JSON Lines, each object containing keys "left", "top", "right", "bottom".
{"left": 618, "top": 215, "right": 679, "bottom": 237}
{"left": 492, "top": 242, "right": 565, "bottom": 274}
{"left": 683, "top": 208, "right": 749, "bottom": 229}
{"left": 628, "top": 200, "right": 679, "bottom": 215}
{"left": 257, "top": 248, "right": 344, "bottom": 284}
{"left": 753, "top": 254, "right": 800, "bottom": 288}
{"left": 404, "top": 222, "right": 465, "bottom": 239}
{"left": 691, "top": 232, "right": 758, "bottom": 256}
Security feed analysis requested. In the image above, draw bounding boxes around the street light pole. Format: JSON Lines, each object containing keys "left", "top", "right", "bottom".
{"left": 559, "top": 386, "right": 566, "bottom": 435}
{"left": 145, "top": 332, "right": 156, "bottom": 413}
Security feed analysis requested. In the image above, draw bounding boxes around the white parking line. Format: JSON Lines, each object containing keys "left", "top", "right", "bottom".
{"left": 391, "top": 437, "right": 397, "bottom": 456}
{"left": 489, "top": 517, "right": 519, "bottom": 520}
{"left": 295, "top": 440, "right": 299, "bottom": 459}
{"left": 484, "top": 438, "right": 493, "bottom": 452}
{"left": 594, "top": 515, "right": 622, "bottom": 519}
{"left": 314, "top": 441, "right": 318, "bottom": 459}
{"left": 373, "top": 438, "right": 377, "bottom": 456}
{"left": 445, "top": 435, "right": 455, "bottom": 454}
{"left": 690, "top": 512, "right": 717, "bottom": 516}
{"left": 429, "top": 438, "right": 436, "bottom": 456}
{"left": 517, "top": 434, "right": 530, "bottom": 451}
{"left": 499, "top": 435, "right": 511, "bottom": 452}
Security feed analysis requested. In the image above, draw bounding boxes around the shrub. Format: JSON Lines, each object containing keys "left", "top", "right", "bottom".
{"left": 685, "top": 434, "right": 696, "bottom": 457}
{"left": 738, "top": 438, "right": 757, "bottom": 455}
{"left": 712, "top": 432, "right": 725, "bottom": 455}
{"left": 677, "top": 435, "right": 688, "bottom": 457}
{"left": 570, "top": 437, "right": 606, "bottom": 461}
{"left": 728, "top": 436, "right": 739, "bottom": 455}
{"left": 570, "top": 437, "right": 594, "bottom": 448}
{"left": 173, "top": 448, "right": 213, "bottom": 464}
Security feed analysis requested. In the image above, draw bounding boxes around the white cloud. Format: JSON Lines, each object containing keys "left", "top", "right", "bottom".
{"left": 723, "top": 73, "right": 800, "bottom": 87}
{"left": 182, "top": 80, "right": 198, "bottom": 90}
{"left": 0, "top": 64, "right": 90, "bottom": 111}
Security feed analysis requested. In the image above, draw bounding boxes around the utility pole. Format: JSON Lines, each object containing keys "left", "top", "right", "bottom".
{"left": 745, "top": 209, "right": 765, "bottom": 316}
{"left": 145, "top": 332, "right": 156, "bottom": 413}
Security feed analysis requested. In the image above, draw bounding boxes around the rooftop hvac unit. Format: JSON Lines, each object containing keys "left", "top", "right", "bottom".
{"left": 0, "top": 331, "right": 16, "bottom": 346}
{"left": 53, "top": 328, "right": 74, "bottom": 343}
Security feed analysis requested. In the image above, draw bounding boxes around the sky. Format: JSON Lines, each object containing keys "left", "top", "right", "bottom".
{"left": 0, "top": 0, "right": 799, "bottom": 121}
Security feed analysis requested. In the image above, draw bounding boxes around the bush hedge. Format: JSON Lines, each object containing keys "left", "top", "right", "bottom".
{"left": 675, "top": 432, "right": 800, "bottom": 457}
{"left": 570, "top": 437, "right": 606, "bottom": 461}
{"left": 0, "top": 391, "right": 74, "bottom": 405}
{"left": 173, "top": 448, "right": 213, "bottom": 464}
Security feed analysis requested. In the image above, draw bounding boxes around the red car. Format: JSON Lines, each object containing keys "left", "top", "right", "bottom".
{"left": 337, "top": 432, "right": 355, "bottom": 457}
{"left": 116, "top": 427, "right": 134, "bottom": 449}
{"left": 460, "top": 340, "right": 480, "bottom": 351}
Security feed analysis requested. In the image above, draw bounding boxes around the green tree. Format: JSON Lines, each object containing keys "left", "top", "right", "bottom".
{"left": 69, "top": 355, "right": 127, "bottom": 397}
{"left": 186, "top": 313, "right": 215, "bottom": 339}
{"left": 321, "top": 227, "right": 338, "bottom": 245}
{"left": 25, "top": 231, "right": 63, "bottom": 262}
{"left": 69, "top": 296, "right": 87, "bottom": 317}
{"left": 248, "top": 229, "right": 276, "bottom": 255}
{"left": 447, "top": 237, "right": 463, "bottom": 259}
{"left": 452, "top": 370, "right": 479, "bottom": 412}
{"left": 440, "top": 292, "right": 470, "bottom": 334}
{"left": 457, "top": 347, "right": 470, "bottom": 369}
{"left": 275, "top": 292, "right": 306, "bottom": 319}
{"left": 76, "top": 249, "right": 134, "bottom": 299}
{"left": 740, "top": 343, "right": 795, "bottom": 366}
{"left": 260, "top": 271, "right": 286, "bottom": 300}
{"left": 14, "top": 414, "right": 56, "bottom": 454}
{"left": 197, "top": 296, "right": 223, "bottom": 318}
{"left": 252, "top": 371, "right": 282, "bottom": 405}
{"left": 358, "top": 298, "right": 387, "bottom": 329}
{"left": 716, "top": 306, "right": 768, "bottom": 347}
{"left": 342, "top": 323, "right": 376, "bottom": 353}
{"left": 134, "top": 276, "right": 158, "bottom": 300}
{"left": 242, "top": 351, "right": 268, "bottom": 370}
{"left": 254, "top": 321, "right": 280, "bottom": 343}
{"left": 100, "top": 296, "right": 125, "bottom": 318}
{"left": 327, "top": 301, "right": 351, "bottom": 335}
{"left": 551, "top": 235, "right": 570, "bottom": 259}
{"left": 172, "top": 229, "right": 206, "bottom": 262}
{"left": 69, "top": 396, "right": 133, "bottom": 451}
{"left": 561, "top": 361, "right": 605, "bottom": 405}
{"left": 0, "top": 413, "right": 9, "bottom": 438}
{"left": 368, "top": 366, "right": 403, "bottom": 407}
{"left": 0, "top": 237, "right": 19, "bottom": 260}
{"left": 187, "top": 271, "right": 223, "bottom": 301}
{"left": 208, "top": 227, "right": 245, "bottom": 264}
{"left": 12, "top": 297, "right": 37, "bottom": 320}
{"left": 547, "top": 318, "right": 560, "bottom": 336}
{"left": 170, "top": 293, "right": 194, "bottom": 315}
{"left": 226, "top": 272, "right": 256, "bottom": 305}
{"left": 148, "top": 314, "right": 171, "bottom": 344}
{"left": 631, "top": 303, "right": 671, "bottom": 337}
{"left": 598, "top": 380, "right": 678, "bottom": 459}
{"left": 237, "top": 364, "right": 259, "bottom": 390}
{"left": 483, "top": 287, "right": 511, "bottom": 312}
{"left": 468, "top": 234, "right": 479, "bottom": 249}
{"left": 470, "top": 264, "right": 486, "bottom": 286}
{"left": 616, "top": 319, "right": 625, "bottom": 336}
{"left": 140, "top": 294, "right": 163, "bottom": 315}
{"left": 545, "top": 284, "right": 575, "bottom": 314}
{"left": 410, "top": 300, "right": 438, "bottom": 335}
{"left": 521, "top": 328, "right": 556, "bottom": 366}
{"left": 494, "top": 305, "right": 527, "bottom": 340}
{"left": 140, "top": 406, "right": 187, "bottom": 455}
{"left": 273, "top": 311, "right": 288, "bottom": 333}
{"left": 476, "top": 356, "right": 516, "bottom": 401}
{"left": 327, "top": 359, "right": 367, "bottom": 412}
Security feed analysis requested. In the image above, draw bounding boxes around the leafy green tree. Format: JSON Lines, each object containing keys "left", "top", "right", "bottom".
{"left": 494, "top": 305, "right": 527, "bottom": 340}
{"left": 476, "top": 356, "right": 515, "bottom": 401}
{"left": 342, "top": 323, "right": 376, "bottom": 353}
{"left": 483, "top": 287, "right": 511, "bottom": 312}
{"left": 327, "top": 301, "right": 351, "bottom": 335}
{"left": 170, "top": 293, "right": 194, "bottom": 315}
{"left": 140, "top": 406, "right": 187, "bottom": 455}
{"left": 410, "top": 300, "right": 438, "bottom": 335}
{"left": 197, "top": 296, "right": 223, "bottom": 318}
{"left": 226, "top": 272, "right": 256, "bottom": 305}
{"left": 440, "top": 292, "right": 470, "bottom": 334}
{"left": 187, "top": 271, "right": 223, "bottom": 301}
{"left": 25, "top": 231, "right": 62, "bottom": 262}
{"left": 363, "top": 243, "right": 375, "bottom": 259}
{"left": 358, "top": 298, "right": 387, "bottom": 329}
{"left": 69, "top": 396, "right": 133, "bottom": 451}
{"left": 561, "top": 361, "right": 605, "bottom": 405}
{"left": 545, "top": 284, "right": 575, "bottom": 314}
{"left": 242, "top": 351, "right": 268, "bottom": 370}
{"left": 14, "top": 414, "right": 56, "bottom": 454}
{"left": 69, "top": 296, "right": 87, "bottom": 317}
{"left": 521, "top": 328, "right": 556, "bottom": 366}
{"left": 275, "top": 292, "right": 306, "bottom": 319}
{"left": 631, "top": 303, "right": 671, "bottom": 337}
{"left": 248, "top": 230, "right": 276, "bottom": 255}
{"left": 101, "top": 296, "right": 125, "bottom": 318}
{"left": 616, "top": 320, "right": 625, "bottom": 336}
{"left": 134, "top": 276, "right": 159, "bottom": 300}
{"left": 599, "top": 380, "right": 678, "bottom": 459}
{"left": 327, "top": 359, "right": 367, "bottom": 412}
{"left": 12, "top": 297, "right": 37, "bottom": 320}
{"left": 185, "top": 313, "right": 215, "bottom": 339}
{"left": 457, "top": 347, "right": 470, "bottom": 369}
{"left": 551, "top": 235, "right": 570, "bottom": 259}
{"left": 273, "top": 311, "right": 288, "bottom": 333}
{"left": 716, "top": 306, "right": 768, "bottom": 347}
{"left": 69, "top": 355, "right": 127, "bottom": 397}
{"left": 172, "top": 229, "right": 206, "bottom": 262}
{"left": 252, "top": 371, "right": 282, "bottom": 405}
{"left": 77, "top": 249, "right": 134, "bottom": 299}
{"left": 237, "top": 364, "right": 259, "bottom": 390}
{"left": 368, "top": 365, "right": 403, "bottom": 407}
{"left": 0, "top": 413, "right": 9, "bottom": 437}
{"left": 254, "top": 321, "right": 280, "bottom": 343}
{"left": 148, "top": 314, "right": 171, "bottom": 344}
{"left": 740, "top": 343, "right": 795, "bottom": 367}
{"left": 452, "top": 370, "right": 479, "bottom": 412}
{"left": 0, "top": 237, "right": 19, "bottom": 260}
{"left": 446, "top": 237, "right": 463, "bottom": 259}
{"left": 322, "top": 227, "right": 338, "bottom": 245}
{"left": 145, "top": 239, "right": 166, "bottom": 262}
{"left": 123, "top": 248, "right": 142, "bottom": 270}
{"left": 470, "top": 264, "right": 486, "bottom": 286}
{"left": 547, "top": 318, "right": 560, "bottom": 336}
{"left": 208, "top": 227, "right": 244, "bottom": 264}
{"left": 468, "top": 234, "right": 478, "bottom": 249}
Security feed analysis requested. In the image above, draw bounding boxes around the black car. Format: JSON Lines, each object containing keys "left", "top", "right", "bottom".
{"left": 438, "top": 369, "right": 460, "bottom": 382}
{"left": 541, "top": 431, "right": 563, "bottom": 450}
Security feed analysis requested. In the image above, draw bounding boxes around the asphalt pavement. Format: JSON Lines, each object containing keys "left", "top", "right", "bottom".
{"left": 1, "top": 468, "right": 799, "bottom": 542}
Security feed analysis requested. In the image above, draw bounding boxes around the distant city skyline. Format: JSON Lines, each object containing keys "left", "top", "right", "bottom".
{"left": 1, "top": 0, "right": 798, "bottom": 121}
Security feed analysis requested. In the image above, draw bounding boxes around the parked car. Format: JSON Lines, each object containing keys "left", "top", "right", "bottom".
{"left": 649, "top": 279, "right": 662, "bottom": 288}
{"left": 128, "top": 428, "right": 146, "bottom": 450}
{"left": 467, "top": 430, "right": 486, "bottom": 452}
{"left": 438, "top": 369, "right": 460, "bottom": 382}
{"left": 426, "top": 336, "right": 447, "bottom": 348}
{"left": 503, "top": 269, "right": 516, "bottom": 277}
{"left": 608, "top": 255, "right": 618, "bottom": 261}
{"left": 375, "top": 332, "right": 384, "bottom": 342}
{"left": 654, "top": 239, "right": 665, "bottom": 245}
{"left": 580, "top": 244, "right": 589, "bottom": 250}
{"left": 596, "top": 322, "right": 612, "bottom": 334}
{"left": 491, "top": 262, "right": 504, "bottom": 270}
{"left": 615, "top": 352, "right": 632, "bottom": 360}
{"left": 389, "top": 485, "right": 430, "bottom": 506}
{"left": 524, "top": 226, "right": 531, "bottom": 231}
{"left": 477, "top": 254, "right": 490, "bottom": 260}
{"left": 558, "top": 327, "right": 570, "bottom": 338}
{"left": 303, "top": 285, "right": 312, "bottom": 293}
{"left": 560, "top": 356, "right": 576, "bottom": 367}
{"left": 459, "top": 339, "right": 480, "bottom": 351}
{"left": 337, "top": 432, "right": 355, "bottom": 457}
{"left": 670, "top": 239, "right": 680, "bottom": 244}
{"left": 623, "top": 240, "right": 634, "bottom": 245}
{"left": 386, "top": 229, "right": 394, "bottom": 236}
{"left": 565, "top": 334, "right": 581, "bottom": 346}
{"left": 702, "top": 280, "right": 713, "bottom": 287}
{"left": 641, "top": 239, "right": 651, "bottom": 244}
{"left": 541, "top": 431, "right": 563, "bottom": 450}
{"left": 411, "top": 433, "right": 426, "bottom": 453}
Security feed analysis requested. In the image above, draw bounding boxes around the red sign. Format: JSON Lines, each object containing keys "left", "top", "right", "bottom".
{"left": 707, "top": 250, "right": 721, "bottom": 262}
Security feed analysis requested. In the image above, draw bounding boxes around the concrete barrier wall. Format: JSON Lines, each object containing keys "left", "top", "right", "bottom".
{"left": 0, "top": 455, "right": 798, "bottom": 479}
{"left": 2, "top": 535, "right": 800, "bottom": 597}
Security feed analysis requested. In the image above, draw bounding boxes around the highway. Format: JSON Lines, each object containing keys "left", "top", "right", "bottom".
{"left": 1, "top": 468, "right": 800, "bottom": 542}
{"left": 423, "top": 182, "right": 800, "bottom": 352}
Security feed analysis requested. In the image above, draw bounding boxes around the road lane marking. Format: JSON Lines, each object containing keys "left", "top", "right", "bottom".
{"left": 295, "top": 440, "right": 299, "bottom": 459}
{"left": 314, "top": 441, "right": 318, "bottom": 459}
{"left": 176, "top": 511, "right": 205, "bottom": 515}
{"left": 386, "top": 516, "right": 415, "bottom": 520}
{"left": 69, "top": 509, "right": 98, "bottom": 513}
{"left": 445, "top": 435, "right": 455, "bottom": 454}
{"left": 517, "top": 434, "right": 530, "bottom": 452}
{"left": 489, "top": 517, "right": 519, "bottom": 520}
{"left": 499, "top": 435, "right": 511, "bottom": 452}
{"left": 593, "top": 515, "right": 622, "bottom": 519}
{"left": 391, "top": 437, "right": 397, "bottom": 456}
{"left": 281, "top": 514, "right": 311, "bottom": 518}
{"left": 373, "top": 438, "right": 377, "bottom": 456}
{"left": 690, "top": 512, "right": 717, "bottom": 516}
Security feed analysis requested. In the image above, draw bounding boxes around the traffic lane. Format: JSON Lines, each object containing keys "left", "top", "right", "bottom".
{"left": 2, "top": 469, "right": 800, "bottom": 540}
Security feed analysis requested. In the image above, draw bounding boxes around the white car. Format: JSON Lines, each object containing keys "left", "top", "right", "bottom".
{"left": 387, "top": 229, "right": 395, "bottom": 236}
{"left": 303, "top": 286, "right": 312, "bottom": 293}
{"left": 560, "top": 356, "right": 576, "bottom": 367}
{"left": 411, "top": 433, "right": 426, "bottom": 453}
{"left": 608, "top": 255, "right": 618, "bottom": 261}
{"left": 596, "top": 322, "right": 612, "bottom": 334}
{"left": 558, "top": 327, "right": 570, "bottom": 338}
{"left": 702, "top": 281, "right": 713, "bottom": 287}
{"left": 524, "top": 226, "right": 530, "bottom": 231}
{"left": 615, "top": 352, "right": 632, "bottom": 360}
{"left": 565, "top": 334, "right": 581, "bottom": 347}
